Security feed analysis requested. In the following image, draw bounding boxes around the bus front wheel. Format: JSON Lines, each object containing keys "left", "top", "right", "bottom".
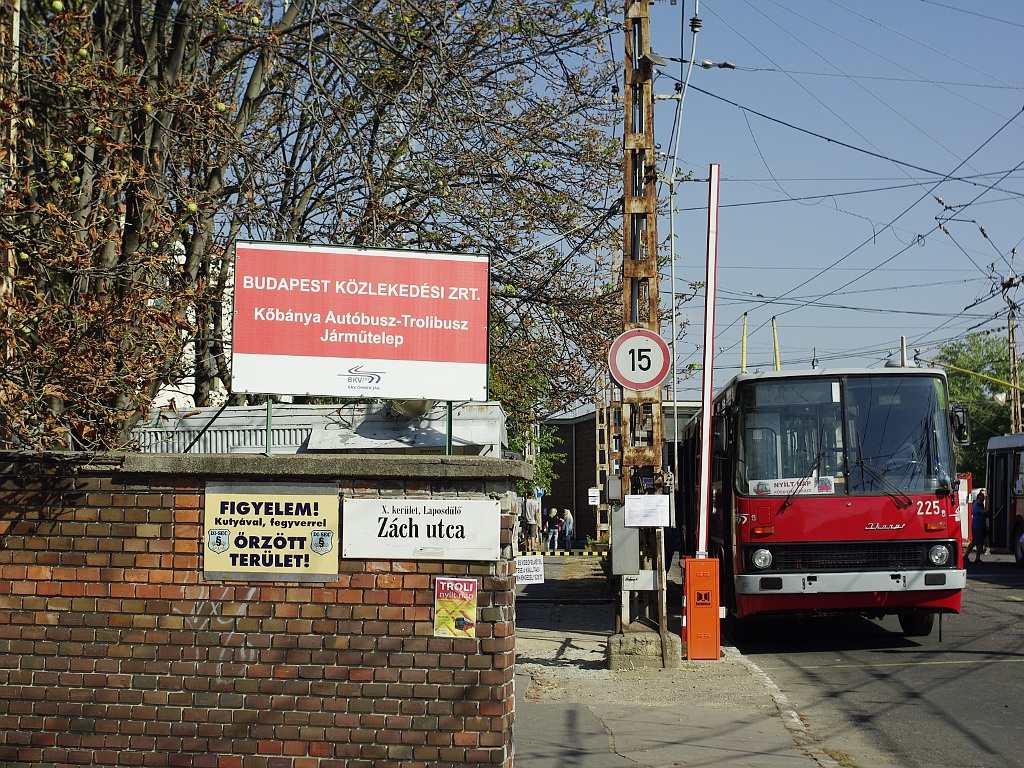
{"left": 898, "top": 612, "right": 935, "bottom": 637}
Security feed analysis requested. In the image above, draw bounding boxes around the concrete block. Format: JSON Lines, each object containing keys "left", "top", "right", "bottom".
{"left": 607, "top": 629, "right": 682, "bottom": 670}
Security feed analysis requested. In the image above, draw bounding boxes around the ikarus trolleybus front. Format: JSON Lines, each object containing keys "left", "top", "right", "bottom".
{"left": 680, "top": 366, "right": 971, "bottom": 636}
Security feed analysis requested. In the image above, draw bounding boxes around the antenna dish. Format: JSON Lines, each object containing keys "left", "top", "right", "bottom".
{"left": 387, "top": 400, "right": 436, "bottom": 419}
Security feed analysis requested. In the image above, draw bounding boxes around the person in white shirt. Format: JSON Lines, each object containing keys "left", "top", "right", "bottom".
{"left": 524, "top": 493, "right": 542, "bottom": 551}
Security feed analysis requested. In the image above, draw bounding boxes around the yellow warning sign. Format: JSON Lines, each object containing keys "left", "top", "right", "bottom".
{"left": 203, "top": 482, "right": 339, "bottom": 582}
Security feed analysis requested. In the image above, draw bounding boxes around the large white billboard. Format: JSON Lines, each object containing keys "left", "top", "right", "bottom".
{"left": 231, "top": 241, "right": 489, "bottom": 400}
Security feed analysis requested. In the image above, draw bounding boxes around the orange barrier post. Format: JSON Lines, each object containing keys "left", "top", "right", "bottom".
{"left": 684, "top": 557, "right": 721, "bottom": 660}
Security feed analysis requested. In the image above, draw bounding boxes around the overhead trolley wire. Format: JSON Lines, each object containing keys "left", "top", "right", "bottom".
{"left": 685, "top": 83, "right": 1019, "bottom": 190}
{"left": 738, "top": 107, "right": 1024, "bottom": 328}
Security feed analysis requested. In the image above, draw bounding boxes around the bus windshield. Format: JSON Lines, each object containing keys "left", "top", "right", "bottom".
{"left": 735, "top": 374, "right": 953, "bottom": 497}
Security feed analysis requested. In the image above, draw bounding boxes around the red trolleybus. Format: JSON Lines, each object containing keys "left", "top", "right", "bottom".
{"left": 679, "top": 365, "right": 971, "bottom": 636}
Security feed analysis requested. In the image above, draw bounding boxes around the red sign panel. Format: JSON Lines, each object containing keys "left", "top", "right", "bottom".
{"left": 231, "top": 241, "right": 489, "bottom": 400}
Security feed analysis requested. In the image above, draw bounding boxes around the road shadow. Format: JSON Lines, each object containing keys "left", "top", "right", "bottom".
{"left": 965, "top": 556, "right": 1024, "bottom": 589}
{"left": 515, "top": 556, "right": 616, "bottom": 605}
{"left": 516, "top": 596, "right": 616, "bottom": 633}
{"left": 730, "top": 613, "right": 920, "bottom": 655}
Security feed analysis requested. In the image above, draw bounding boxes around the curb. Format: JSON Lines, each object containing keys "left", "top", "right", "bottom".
{"left": 729, "top": 646, "right": 843, "bottom": 768}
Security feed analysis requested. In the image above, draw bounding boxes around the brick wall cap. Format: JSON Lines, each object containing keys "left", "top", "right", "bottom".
{"left": 0, "top": 450, "right": 533, "bottom": 482}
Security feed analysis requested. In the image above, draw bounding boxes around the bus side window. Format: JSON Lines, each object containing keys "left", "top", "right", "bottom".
{"left": 1014, "top": 451, "right": 1024, "bottom": 496}
{"left": 713, "top": 415, "right": 728, "bottom": 455}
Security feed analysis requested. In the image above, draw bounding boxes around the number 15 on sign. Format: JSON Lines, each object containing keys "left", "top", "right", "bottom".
{"left": 607, "top": 328, "right": 671, "bottom": 391}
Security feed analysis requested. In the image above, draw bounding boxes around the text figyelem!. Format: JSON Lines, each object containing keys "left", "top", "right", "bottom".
{"left": 219, "top": 500, "right": 319, "bottom": 516}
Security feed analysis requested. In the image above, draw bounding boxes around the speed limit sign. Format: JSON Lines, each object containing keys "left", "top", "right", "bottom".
{"left": 607, "top": 328, "right": 671, "bottom": 391}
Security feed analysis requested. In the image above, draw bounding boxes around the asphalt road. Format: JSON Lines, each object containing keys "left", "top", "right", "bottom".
{"left": 733, "top": 554, "right": 1024, "bottom": 768}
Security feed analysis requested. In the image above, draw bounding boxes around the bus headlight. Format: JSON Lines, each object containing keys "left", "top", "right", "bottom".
{"left": 751, "top": 548, "right": 773, "bottom": 569}
{"left": 928, "top": 544, "right": 951, "bottom": 566}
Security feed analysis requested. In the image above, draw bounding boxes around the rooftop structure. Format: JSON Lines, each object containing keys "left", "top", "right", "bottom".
{"left": 133, "top": 401, "right": 509, "bottom": 457}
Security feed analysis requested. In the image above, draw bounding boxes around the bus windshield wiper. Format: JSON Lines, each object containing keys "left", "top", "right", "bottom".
{"left": 855, "top": 453, "right": 913, "bottom": 509}
{"left": 780, "top": 437, "right": 826, "bottom": 513}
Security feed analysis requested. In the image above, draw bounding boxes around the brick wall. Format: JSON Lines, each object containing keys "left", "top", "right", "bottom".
{"left": 0, "top": 452, "right": 530, "bottom": 768}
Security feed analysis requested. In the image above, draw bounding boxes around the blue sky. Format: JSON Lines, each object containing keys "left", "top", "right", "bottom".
{"left": 632, "top": 1, "right": 1024, "bottom": 399}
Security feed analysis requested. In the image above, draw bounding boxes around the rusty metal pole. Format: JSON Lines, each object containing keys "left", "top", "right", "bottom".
{"left": 619, "top": 0, "right": 667, "bottom": 657}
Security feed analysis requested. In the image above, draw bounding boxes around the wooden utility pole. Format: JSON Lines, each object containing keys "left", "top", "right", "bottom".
{"left": 1009, "top": 310, "right": 1021, "bottom": 433}
{"left": 1001, "top": 267, "right": 1023, "bottom": 434}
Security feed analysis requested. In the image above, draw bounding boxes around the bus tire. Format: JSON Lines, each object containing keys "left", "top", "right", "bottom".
{"left": 898, "top": 612, "right": 935, "bottom": 637}
{"left": 1013, "top": 521, "right": 1024, "bottom": 568}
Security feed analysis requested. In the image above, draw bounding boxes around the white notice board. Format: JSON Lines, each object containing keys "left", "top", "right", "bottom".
{"left": 514, "top": 554, "right": 545, "bottom": 584}
{"left": 342, "top": 497, "right": 501, "bottom": 560}
{"left": 624, "top": 494, "right": 670, "bottom": 528}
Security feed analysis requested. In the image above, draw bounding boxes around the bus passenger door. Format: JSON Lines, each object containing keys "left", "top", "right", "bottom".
{"left": 712, "top": 435, "right": 737, "bottom": 611}
{"left": 989, "top": 451, "right": 1009, "bottom": 550}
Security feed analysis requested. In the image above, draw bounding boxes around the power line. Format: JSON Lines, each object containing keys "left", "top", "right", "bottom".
{"left": 701, "top": 65, "right": 1024, "bottom": 91}
{"left": 826, "top": 0, "right": 1022, "bottom": 89}
{"left": 683, "top": 83, "right": 1023, "bottom": 191}
{"left": 674, "top": 175, "right": 1024, "bottom": 212}
{"left": 655, "top": 1, "right": 1024, "bottom": 379}
{"left": 739, "top": 108, "right": 1024, "bottom": 339}
{"left": 714, "top": 288, "right": 992, "bottom": 318}
{"left": 748, "top": 0, "right": 988, "bottom": 196}
{"left": 913, "top": 0, "right": 1024, "bottom": 30}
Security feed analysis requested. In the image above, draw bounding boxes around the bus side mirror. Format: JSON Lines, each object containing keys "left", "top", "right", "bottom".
{"left": 712, "top": 415, "right": 729, "bottom": 454}
{"left": 950, "top": 405, "right": 970, "bottom": 446}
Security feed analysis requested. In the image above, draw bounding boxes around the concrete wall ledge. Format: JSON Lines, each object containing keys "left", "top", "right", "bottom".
{"left": 0, "top": 449, "right": 533, "bottom": 481}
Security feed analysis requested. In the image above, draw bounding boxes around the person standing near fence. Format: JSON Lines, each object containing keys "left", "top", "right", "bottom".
{"left": 560, "top": 508, "right": 574, "bottom": 551}
{"left": 544, "top": 508, "right": 560, "bottom": 551}
{"left": 525, "top": 492, "right": 542, "bottom": 551}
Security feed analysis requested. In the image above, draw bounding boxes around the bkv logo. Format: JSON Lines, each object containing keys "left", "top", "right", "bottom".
{"left": 344, "top": 365, "right": 384, "bottom": 385}
{"left": 310, "top": 530, "right": 333, "bottom": 555}
{"left": 207, "top": 529, "right": 230, "bottom": 554}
